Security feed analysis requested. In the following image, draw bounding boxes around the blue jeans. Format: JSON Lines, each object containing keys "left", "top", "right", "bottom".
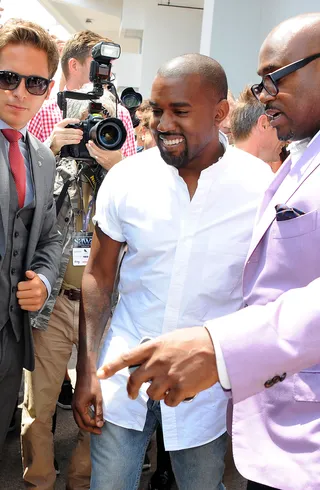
{"left": 91, "top": 399, "right": 227, "bottom": 490}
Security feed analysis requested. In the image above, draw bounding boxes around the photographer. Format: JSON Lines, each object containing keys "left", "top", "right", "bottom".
{"left": 28, "top": 30, "right": 136, "bottom": 159}
{"left": 21, "top": 88, "right": 122, "bottom": 490}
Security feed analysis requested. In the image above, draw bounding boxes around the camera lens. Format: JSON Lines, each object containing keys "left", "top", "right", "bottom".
{"left": 90, "top": 117, "right": 127, "bottom": 151}
{"left": 121, "top": 88, "right": 143, "bottom": 110}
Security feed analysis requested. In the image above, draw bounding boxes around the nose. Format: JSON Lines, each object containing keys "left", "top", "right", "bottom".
{"left": 12, "top": 78, "right": 28, "bottom": 101}
{"left": 157, "top": 112, "right": 175, "bottom": 133}
{"left": 259, "top": 88, "right": 276, "bottom": 105}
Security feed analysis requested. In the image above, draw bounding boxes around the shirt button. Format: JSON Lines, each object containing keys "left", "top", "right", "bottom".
{"left": 65, "top": 217, "right": 70, "bottom": 223}
{"left": 10, "top": 305, "right": 14, "bottom": 312}
{"left": 13, "top": 250, "right": 18, "bottom": 257}
{"left": 11, "top": 268, "right": 16, "bottom": 275}
{"left": 12, "top": 286, "right": 16, "bottom": 293}
{"left": 14, "top": 231, "right": 19, "bottom": 238}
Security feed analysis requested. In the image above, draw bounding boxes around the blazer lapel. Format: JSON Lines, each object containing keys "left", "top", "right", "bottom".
{"left": 0, "top": 133, "right": 10, "bottom": 257}
{"left": 247, "top": 139, "right": 320, "bottom": 260}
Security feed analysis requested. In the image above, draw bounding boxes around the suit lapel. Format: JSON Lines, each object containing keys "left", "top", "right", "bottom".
{"left": 0, "top": 133, "right": 10, "bottom": 257}
{"left": 247, "top": 139, "right": 320, "bottom": 260}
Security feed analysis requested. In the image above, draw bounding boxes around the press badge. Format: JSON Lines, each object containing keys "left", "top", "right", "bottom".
{"left": 72, "top": 232, "right": 93, "bottom": 266}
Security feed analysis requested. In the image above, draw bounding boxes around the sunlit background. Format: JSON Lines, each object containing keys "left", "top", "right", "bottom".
{"left": 0, "top": 0, "right": 69, "bottom": 39}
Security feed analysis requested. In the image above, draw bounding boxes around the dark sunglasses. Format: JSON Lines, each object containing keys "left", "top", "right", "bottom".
{"left": 0, "top": 70, "right": 52, "bottom": 96}
{"left": 251, "top": 52, "right": 320, "bottom": 100}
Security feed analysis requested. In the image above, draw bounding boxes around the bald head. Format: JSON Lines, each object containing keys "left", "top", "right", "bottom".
{"left": 157, "top": 54, "right": 228, "bottom": 102}
{"left": 257, "top": 13, "right": 320, "bottom": 141}
{"left": 261, "top": 13, "right": 320, "bottom": 63}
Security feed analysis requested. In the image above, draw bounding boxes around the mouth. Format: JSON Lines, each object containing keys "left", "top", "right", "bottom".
{"left": 7, "top": 104, "right": 27, "bottom": 111}
{"left": 158, "top": 134, "right": 185, "bottom": 148}
{"left": 265, "top": 109, "right": 283, "bottom": 121}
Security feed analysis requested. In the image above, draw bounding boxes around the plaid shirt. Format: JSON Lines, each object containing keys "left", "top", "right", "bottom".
{"left": 28, "top": 99, "right": 137, "bottom": 158}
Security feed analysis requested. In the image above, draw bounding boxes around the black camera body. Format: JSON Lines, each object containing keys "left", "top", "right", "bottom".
{"left": 57, "top": 41, "right": 141, "bottom": 162}
{"left": 61, "top": 112, "right": 127, "bottom": 160}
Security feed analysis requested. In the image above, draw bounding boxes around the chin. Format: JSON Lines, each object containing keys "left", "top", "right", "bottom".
{"left": 159, "top": 147, "right": 189, "bottom": 169}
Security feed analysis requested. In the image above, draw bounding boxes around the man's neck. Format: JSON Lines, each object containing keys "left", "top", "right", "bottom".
{"left": 235, "top": 138, "right": 266, "bottom": 161}
{"left": 65, "top": 79, "right": 82, "bottom": 91}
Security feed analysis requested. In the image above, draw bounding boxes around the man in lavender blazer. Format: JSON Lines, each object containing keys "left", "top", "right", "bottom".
{"left": 96, "top": 12, "right": 320, "bottom": 490}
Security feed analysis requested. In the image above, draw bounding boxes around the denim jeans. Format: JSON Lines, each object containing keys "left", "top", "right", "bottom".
{"left": 91, "top": 399, "right": 227, "bottom": 490}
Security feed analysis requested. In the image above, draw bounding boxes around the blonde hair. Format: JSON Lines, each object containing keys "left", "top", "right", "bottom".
{"left": 231, "top": 85, "right": 265, "bottom": 142}
{"left": 61, "top": 30, "right": 112, "bottom": 79}
{"left": 0, "top": 19, "right": 59, "bottom": 78}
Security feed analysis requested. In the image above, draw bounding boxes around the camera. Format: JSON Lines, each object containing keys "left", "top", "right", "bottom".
{"left": 57, "top": 41, "right": 142, "bottom": 162}
{"left": 60, "top": 102, "right": 127, "bottom": 160}
{"left": 121, "top": 88, "right": 142, "bottom": 128}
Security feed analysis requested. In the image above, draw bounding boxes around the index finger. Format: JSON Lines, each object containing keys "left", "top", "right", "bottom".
{"left": 56, "top": 118, "right": 80, "bottom": 128}
{"left": 96, "top": 341, "right": 156, "bottom": 380}
{"left": 17, "top": 280, "right": 34, "bottom": 291}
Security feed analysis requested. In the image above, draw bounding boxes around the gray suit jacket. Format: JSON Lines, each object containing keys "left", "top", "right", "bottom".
{"left": 0, "top": 131, "right": 62, "bottom": 370}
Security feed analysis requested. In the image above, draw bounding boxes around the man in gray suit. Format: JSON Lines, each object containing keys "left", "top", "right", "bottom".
{"left": 0, "top": 19, "right": 61, "bottom": 452}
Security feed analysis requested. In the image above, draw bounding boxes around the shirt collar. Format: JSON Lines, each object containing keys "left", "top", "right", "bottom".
{"left": 288, "top": 129, "right": 320, "bottom": 167}
{"left": 218, "top": 130, "right": 229, "bottom": 152}
{"left": 0, "top": 120, "right": 27, "bottom": 139}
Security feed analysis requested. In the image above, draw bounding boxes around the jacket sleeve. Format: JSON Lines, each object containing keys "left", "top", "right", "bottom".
{"left": 205, "top": 277, "right": 320, "bottom": 403}
{"left": 30, "top": 148, "right": 62, "bottom": 288}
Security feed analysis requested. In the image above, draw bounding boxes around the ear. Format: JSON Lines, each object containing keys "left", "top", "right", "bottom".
{"left": 257, "top": 114, "right": 270, "bottom": 132}
{"left": 215, "top": 99, "right": 229, "bottom": 126}
{"left": 68, "top": 57, "right": 79, "bottom": 75}
{"left": 45, "top": 79, "right": 55, "bottom": 101}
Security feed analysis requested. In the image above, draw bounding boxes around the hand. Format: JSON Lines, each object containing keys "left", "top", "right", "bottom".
{"left": 49, "top": 118, "right": 83, "bottom": 155}
{"left": 97, "top": 327, "right": 219, "bottom": 407}
{"left": 73, "top": 371, "right": 104, "bottom": 434}
{"left": 86, "top": 141, "right": 122, "bottom": 171}
{"left": 16, "top": 270, "right": 47, "bottom": 311}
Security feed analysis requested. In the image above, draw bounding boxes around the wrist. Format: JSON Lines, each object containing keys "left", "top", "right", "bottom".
{"left": 76, "top": 354, "right": 98, "bottom": 375}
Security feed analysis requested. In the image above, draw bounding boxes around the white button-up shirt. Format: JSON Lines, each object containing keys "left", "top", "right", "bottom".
{"left": 94, "top": 137, "right": 272, "bottom": 451}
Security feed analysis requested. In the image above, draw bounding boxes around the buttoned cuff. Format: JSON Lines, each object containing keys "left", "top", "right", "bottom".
{"left": 204, "top": 322, "right": 231, "bottom": 390}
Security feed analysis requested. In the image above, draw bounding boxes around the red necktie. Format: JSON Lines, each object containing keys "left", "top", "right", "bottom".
{"left": 2, "top": 129, "right": 26, "bottom": 208}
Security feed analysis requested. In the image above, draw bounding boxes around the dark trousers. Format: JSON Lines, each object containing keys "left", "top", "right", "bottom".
{"left": 247, "top": 480, "right": 279, "bottom": 490}
{"left": 0, "top": 322, "right": 24, "bottom": 455}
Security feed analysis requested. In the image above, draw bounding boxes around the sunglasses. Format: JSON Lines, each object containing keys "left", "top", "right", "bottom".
{"left": 0, "top": 70, "right": 52, "bottom": 96}
{"left": 251, "top": 52, "right": 320, "bottom": 100}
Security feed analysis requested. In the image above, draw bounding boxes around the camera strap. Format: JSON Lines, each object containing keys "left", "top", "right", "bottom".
{"left": 56, "top": 179, "right": 72, "bottom": 217}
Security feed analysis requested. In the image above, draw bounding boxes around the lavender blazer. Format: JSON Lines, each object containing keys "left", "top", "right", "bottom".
{"left": 208, "top": 132, "right": 320, "bottom": 489}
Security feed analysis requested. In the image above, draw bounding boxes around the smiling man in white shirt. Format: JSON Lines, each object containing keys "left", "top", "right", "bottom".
{"left": 73, "top": 53, "right": 271, "bottom": 490}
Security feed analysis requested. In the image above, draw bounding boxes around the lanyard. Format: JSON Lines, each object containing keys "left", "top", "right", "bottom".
{"left": 82, "top": 194, "right": 95, "bottom": 232}
{"left": 77, "top": 177, "right": 95, "bottom": 232}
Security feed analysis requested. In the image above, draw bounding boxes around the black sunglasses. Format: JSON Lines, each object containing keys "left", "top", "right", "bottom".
{"left": 0, "top": 70, "right": 52, "bottom": 96}
{"left": 251, "top": 52, "right": 320, "bottom": 100}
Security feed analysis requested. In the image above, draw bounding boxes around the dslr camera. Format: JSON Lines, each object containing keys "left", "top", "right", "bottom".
{"left": 57, "top": 41, "right": 142, "bottom": 161}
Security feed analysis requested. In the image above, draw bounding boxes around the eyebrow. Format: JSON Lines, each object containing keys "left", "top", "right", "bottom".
{"left": 257, "top": 64, "right": 281, "bottom": 76}
{"left": 149, "top": 101, "right": 192, "bottom": 108}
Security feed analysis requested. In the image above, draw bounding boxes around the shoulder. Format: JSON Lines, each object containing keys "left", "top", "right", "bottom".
{"left": 110, "top": 146, "right": 161, "bottom": 177}
{"left": 226, "top": 146, "right": 273, "bottom": 180}
{"left": 100, "top": 147, "right": 162, "bottom": 195}
{"left": 28, "top": 132, "right": 55, "bottom": 169}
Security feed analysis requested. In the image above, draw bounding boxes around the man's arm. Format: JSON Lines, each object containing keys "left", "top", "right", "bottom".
{"left": 29, "top": 151, "right": 62, "bottom": 291}
{"left": 205, "top": 277, "right": 320, "bottom": 403}
{"left": 97, "top": 277, "right": 320, "bottom": 407}
{"left": 73, "top": 226, "right": 123, "bottom": 434}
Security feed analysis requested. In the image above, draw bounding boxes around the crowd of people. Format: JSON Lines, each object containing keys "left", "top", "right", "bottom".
{"left": 0, "top": 10, "right": 319, "bottom": 490}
